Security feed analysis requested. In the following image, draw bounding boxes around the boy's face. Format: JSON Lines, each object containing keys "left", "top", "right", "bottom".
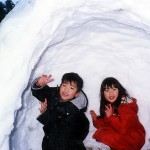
{"left": 59, "top": 81, "right": 79, "bottom": 102}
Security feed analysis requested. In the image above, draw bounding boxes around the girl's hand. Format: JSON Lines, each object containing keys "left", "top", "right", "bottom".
{"left": 90, "top": 110, "right": 97, "bottom": 121}
{"left": 105, "top": 104, "right": 113, "bottom": 117}
{"left": 36, "top": 74, "right": 54, "bottom": 87}
{"left": 39, "top": 98, "right": 47, "bottom": 113}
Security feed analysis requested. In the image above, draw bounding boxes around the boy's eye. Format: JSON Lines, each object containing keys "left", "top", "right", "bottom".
{"left": 62, "top": 84, "right": 66, "bottom": 87}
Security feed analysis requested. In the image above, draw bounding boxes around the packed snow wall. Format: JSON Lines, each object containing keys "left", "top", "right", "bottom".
{"left": 0, "top": 0, "right": 150, "bottom": 150}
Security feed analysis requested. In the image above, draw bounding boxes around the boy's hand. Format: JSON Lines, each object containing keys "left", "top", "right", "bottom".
{"left": 90, "top": 110, "right": 97, "bottom": 122}
{"left": 36, "top": 74, "right": 54, "bottom": 87}
{"left": 105, "top": 104, "right": 113, "bottom": 117}
{"left": 39, "top": 98, "right": 47, "bottom": 113}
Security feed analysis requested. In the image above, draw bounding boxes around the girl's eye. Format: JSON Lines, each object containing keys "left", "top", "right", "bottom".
{"left": 104, "top": 89, "right": 109, "bottom": 92}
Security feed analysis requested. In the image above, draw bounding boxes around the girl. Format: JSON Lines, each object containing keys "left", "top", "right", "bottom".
{"left": 90, "top": 77, "right": 145, "bottom": 150}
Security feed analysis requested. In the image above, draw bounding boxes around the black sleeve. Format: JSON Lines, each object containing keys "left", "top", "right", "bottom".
{"left": 70, "top": 111, "right": 89, "bottom": 141}
{"left": 31, "top": 83, "right": 59, "bottom": 125}
{"left": 31, "top": 85, "right": 50, "bottom": 102}
{"left": 64, "top": 103, "right": 89, "bottom": 141}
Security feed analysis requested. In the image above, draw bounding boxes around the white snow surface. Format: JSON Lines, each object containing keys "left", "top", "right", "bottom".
{"left": 0, "top": 0, "right": 150, "bottom": 149}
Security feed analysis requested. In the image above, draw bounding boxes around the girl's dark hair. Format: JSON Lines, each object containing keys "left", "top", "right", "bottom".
{"left": 61, "top": 72, "right": 83, "bottom": 92}
{"left": 100, "top": 77, "right": 129, "bottom": 118}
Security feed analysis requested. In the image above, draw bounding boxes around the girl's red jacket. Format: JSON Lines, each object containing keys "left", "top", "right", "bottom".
{"left": 92, "top": 99, "right": 145, "bottom": 150}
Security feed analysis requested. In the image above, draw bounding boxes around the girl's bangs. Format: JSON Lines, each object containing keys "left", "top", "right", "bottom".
{"left": 102, "top": 81, "right": 119, "bottom": 90}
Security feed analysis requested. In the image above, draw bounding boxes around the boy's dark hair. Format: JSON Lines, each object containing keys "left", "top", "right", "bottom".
{"left": 61, "top": 72, "right": 83, "bottom": 92}
{"left": 99, "top": 77, "right": 129, "bottom": 118}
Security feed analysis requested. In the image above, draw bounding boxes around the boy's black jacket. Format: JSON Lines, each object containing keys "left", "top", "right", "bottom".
{"left": 31, "top": 85, "right": 89, "bottom": 150}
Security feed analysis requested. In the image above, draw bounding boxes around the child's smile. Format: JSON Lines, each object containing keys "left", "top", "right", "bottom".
{"left": 104, "top": 85, "right": 119, "bottom": 103}
{"left": 60, "top": 81, "right": 79, "bottom": 102}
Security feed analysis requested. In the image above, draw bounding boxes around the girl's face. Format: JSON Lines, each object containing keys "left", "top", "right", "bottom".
{"left": 60, "top": 81, "right": 79, "bottom": 102}
{"left": 104, "top": 84, "right": 119, "bottom": 103}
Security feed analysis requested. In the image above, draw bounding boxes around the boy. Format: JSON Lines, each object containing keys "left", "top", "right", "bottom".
{"left": 31, "top": 72, "right": 89, "bottom": 150}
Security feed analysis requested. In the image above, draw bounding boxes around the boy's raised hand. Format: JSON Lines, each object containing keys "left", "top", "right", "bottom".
{"left": 36, "top": 74, "right": 54, "bottom": 87}
{"left": 90, "top": 110, "right": 97, "bottom": 122}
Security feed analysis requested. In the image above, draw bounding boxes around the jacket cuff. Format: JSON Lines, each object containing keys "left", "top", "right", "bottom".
{"left": 31, "top": 77, "right": 45, "bottom": 90}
